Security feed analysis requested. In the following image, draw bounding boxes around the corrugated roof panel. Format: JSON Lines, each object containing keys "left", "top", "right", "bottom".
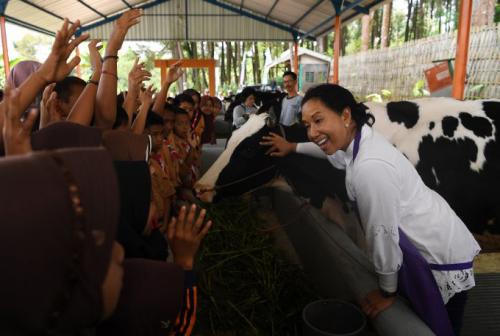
{"left": 5, "top": 1, "right": 62, "bottom": 32}
{"left": 83, "top": 0, "right": 295, "bottom": 41}
{"left": 3, "top": 0, "right": 379, "bottom": 40}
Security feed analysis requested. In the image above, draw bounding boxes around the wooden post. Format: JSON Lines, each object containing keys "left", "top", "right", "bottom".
{"left": 332, "top": 15, "right": 341, "bottom": 84}
{"left": 75, "top": 46, "right": 81, "bottom": 78}
{"left": 156, "top": 59, "right": 217, "bottom": 96}
{"left": 452, "top": 0, "right": 473, "bottom": 100}
{"left": 293, "top": 40, "right": 299, "bottom": 75}
{"left": 208, "top": 64, "right": 216, "bottom": 96}
{"left": 0, "top": 16, "right": 10, "bottom": 79}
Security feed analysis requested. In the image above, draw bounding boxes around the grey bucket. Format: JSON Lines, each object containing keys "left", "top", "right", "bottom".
{"left": 303, "top": 299, "right": 367, "bottom": 336}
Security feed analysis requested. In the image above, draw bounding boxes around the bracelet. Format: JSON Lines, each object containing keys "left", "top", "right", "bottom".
{"left": 103, "top": 55, "right": 119, "bottom": 62}
{"left": 101, "top": 70, "right": 118, "bottom": 79}
{"left": 87, "top": 79, "right": 99, "bottom": 86}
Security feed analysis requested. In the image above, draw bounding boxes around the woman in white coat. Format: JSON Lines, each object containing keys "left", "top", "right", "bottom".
{"left": 261, "top": 84, "right": 480, "bottom": 336}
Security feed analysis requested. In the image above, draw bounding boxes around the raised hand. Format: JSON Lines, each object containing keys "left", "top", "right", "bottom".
{"left": 37, "top": 19, "right": 89, "bottom": 84}
{"left": 128, "top": 58, "right": 152, "bottom": 92}
{"left": 106, "top": 9, "right": 142, "bottom": 56}
{"left": 139, "top": 84, "right": 156, "bottom": 108}
{"left": 167, "top": 204, "right": 212, "bottom": 270}
{"left": 1, "top": 85, "right": 38, "bottom": 156}
{"left": 88, "top": 39, "right": 103, "bottom": 74}
{"left": 39, "top": 83, "right": 59, "bottom": 128}
{"left": 165, "top": 61, "right": 184, "bottom": 85}
{"left": 187, "top": 130, "right": 200, "bottom": 149}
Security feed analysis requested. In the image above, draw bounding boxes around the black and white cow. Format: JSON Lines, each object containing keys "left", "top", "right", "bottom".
{"left": 197, "top": 98, "right": 500, "bottom": 236}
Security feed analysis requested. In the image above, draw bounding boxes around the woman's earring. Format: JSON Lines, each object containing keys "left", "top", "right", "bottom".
{"left": 345, "top": 123, "right": 349, "bottom": 128}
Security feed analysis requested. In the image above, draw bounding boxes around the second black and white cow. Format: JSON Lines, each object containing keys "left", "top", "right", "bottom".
{"left": 197, "top": 98, "right": 500, "bottom": 235}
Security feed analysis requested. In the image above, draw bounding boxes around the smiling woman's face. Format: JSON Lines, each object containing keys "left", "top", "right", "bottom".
{"left": 301, "top": 98, "right": 352, "bottom": 155}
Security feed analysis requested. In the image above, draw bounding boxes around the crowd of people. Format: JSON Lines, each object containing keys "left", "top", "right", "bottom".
{"left": 0, "top": 9, "right": 222, "bottom": 335}
{"left": 0, "top": 6, "right": 481, "bottom": 336}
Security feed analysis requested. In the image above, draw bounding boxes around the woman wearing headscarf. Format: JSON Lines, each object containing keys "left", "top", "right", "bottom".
{"left": 261, "top": 84, "right": 480, "bottom": 336}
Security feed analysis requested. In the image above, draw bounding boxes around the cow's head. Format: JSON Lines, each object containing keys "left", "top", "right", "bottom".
{"left": 196, "top": 111, "right": 280, "bottom": 202}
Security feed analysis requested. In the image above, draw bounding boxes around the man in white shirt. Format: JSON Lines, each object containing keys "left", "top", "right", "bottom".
{"left": 279, "top": 71, "right": 303, "bottom": 126}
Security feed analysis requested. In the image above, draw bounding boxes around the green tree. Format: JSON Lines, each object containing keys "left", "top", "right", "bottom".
{"left": 13, "top": 34, "right": 52, "bottom": 60}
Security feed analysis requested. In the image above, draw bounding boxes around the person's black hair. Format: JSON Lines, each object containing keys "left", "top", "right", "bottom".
{"left": 164, "top": 103, "right": 186, "bottom": 115}
{"left": 54, "top": 76, "right": 86, "bottom": 103}
{"left": 145, "top": 110, "right": 164, "bottom": 128}
{"left": 173, "top": 93, "right": 195, "bottom": 107}
{"left": 0, "top": 89, "right": 4, "bottom": 102}
{"left": 113, "top": 106, "right": 129, "bottom": 129}
{"left": 283, "top": 71, "right": 297, "bottom": 81}
{"left": 302, "top": 84, "right": 374, "bottom": 129}
{"left": 183, "top": 88, "right": 201, "bottom": 101}
{"left": 238, "top": 87, "right": 256, "bottom": 104}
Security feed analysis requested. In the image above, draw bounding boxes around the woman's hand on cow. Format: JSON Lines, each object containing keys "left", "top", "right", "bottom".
{"left": 360, "top": 289, "right": 396, "bottom": 319}
{"left": 260, "top": 132, "right": 297, "bottom": 157}
{"left": 167, "top": 204, "right": 212, "bottom": 270}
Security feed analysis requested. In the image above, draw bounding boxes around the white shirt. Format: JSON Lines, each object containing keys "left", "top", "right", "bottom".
{"left": 296, "top": 125, "right": 480, "bottom": 303}
{"left": 280, "top": 95, "right": 303, "bottom": 126}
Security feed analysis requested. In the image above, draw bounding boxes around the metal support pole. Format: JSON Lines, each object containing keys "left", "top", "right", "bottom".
{"left": 452, "top": 0, "right": 472, "bottom": 100}
{"left": 332, "top": 15, "right": 341, "bottom": 84}
{"left": 0, "top": 16, "right": 10, "bottom": 79}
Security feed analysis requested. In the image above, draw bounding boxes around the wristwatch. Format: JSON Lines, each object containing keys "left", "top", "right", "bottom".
{"left": 380, "top": 289, "right": 397, "bottom": 298}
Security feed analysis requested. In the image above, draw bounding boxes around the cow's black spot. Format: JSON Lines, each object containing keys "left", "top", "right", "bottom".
{"left": 442, "top": 116, "right": 459, "bottom": 137}
{"left": 459, "top": 112, "right": 493, "bottom": 138}
{"left": 417, "top": 134, "right": 486, "bottom": 232}
{"left": 387, "top": 101, "right": 419, "bottom": 128}
{"left": 429, "top": 121, "right": 435, "bottom": 130}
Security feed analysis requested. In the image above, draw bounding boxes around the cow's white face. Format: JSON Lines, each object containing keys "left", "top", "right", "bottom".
{"left": 195, "top": 113, "right": 270, "bottom": 202}
{"left": 367, "top": 98, "right": 499, "bottom": 172}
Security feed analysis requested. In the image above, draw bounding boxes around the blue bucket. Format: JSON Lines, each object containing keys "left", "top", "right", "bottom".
{"left": 303, "top": 299, "right": 367, "bottom": 336}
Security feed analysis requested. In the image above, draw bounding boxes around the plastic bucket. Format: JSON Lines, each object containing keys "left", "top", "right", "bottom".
{"left": 303, "top": 299, "right": 367, "bottom": 336}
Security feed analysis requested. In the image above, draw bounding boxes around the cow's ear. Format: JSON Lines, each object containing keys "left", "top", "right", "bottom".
{"left": 266, "top": 106, "right": 277, "bottom": 128}
{"left": 266, "top": 116, "right": 276, "bottom": 128}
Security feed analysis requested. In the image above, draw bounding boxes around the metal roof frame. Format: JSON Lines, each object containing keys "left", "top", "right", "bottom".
{"left": 0, "top": 0, "right": 382, "bottom": 42}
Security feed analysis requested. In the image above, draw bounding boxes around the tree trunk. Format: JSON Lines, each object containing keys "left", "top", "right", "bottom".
{"left": 226, "top": 42, "right": 233, "bottom": 85}
{"left": 220, "top": 42, "right": 226, "bottom": 85}
{"left": 404, "top": 0, "right": 413, "bottom": 41}
{"left": 171, "top": 41, "right": 184, "bottom": 93}
{"left": 232, "top": 42, "right": 239, "bottom": 85}
{"left": 361, "top": 14, "right": 370, "bottom": 51}
{"left": 370, "top": 9, "right": 378, "bottom": 49}
{"left": 199, "top": 42, "right": 208, "bottom": 89}
{"left": 472, "top": 0, "right": 496, "bottom": 26}
{"left": 381, "top": 1, "right": 392, "bottom": 48}
{"left": 253, "top": 42, "right": 261, "bottom": 84}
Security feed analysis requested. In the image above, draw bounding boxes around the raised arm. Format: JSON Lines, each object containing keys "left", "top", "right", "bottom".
{"left": 1, "top": 85, "right": 39, "bottom": 156}
{"left": 131, "top": 85, "right": 156, "bottom": 135}
{"left": 152, "top": 61, "right": 183, "bottom": 114}
{"left": 0, "top": 19, "right": 88, "bottom": 145}
{"left": 95, "top": 9, "right": 142, "bottom": 129}
{"left": 66, "top": 39, "right": 103, "bottom": 126}
{"left": 123, "top": 58, "right": 151, "bottom": 126}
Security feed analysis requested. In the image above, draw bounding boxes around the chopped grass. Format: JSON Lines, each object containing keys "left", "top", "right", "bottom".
{"left": 194, "top": 196, "right": 320, "bottom": 335}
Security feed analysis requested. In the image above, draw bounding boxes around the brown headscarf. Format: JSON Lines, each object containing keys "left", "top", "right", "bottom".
{"left": 102, "top": 130, "right": 150, "bottom": 161}
{"left": 32, "top": 121, "right": 102, "bottom": 151}
{"left": 97, "top": 259, "right": 184, "bottom": 336}
{"left": 0, "top": 148, "right": 119, "bottom": 334}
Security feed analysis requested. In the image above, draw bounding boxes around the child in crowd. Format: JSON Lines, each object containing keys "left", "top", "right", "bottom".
{"left": 173, "top": 107, "right": 200, "bottom": 204}
{"left": 144, "top": 111, "right": 176, "bottom": 232}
